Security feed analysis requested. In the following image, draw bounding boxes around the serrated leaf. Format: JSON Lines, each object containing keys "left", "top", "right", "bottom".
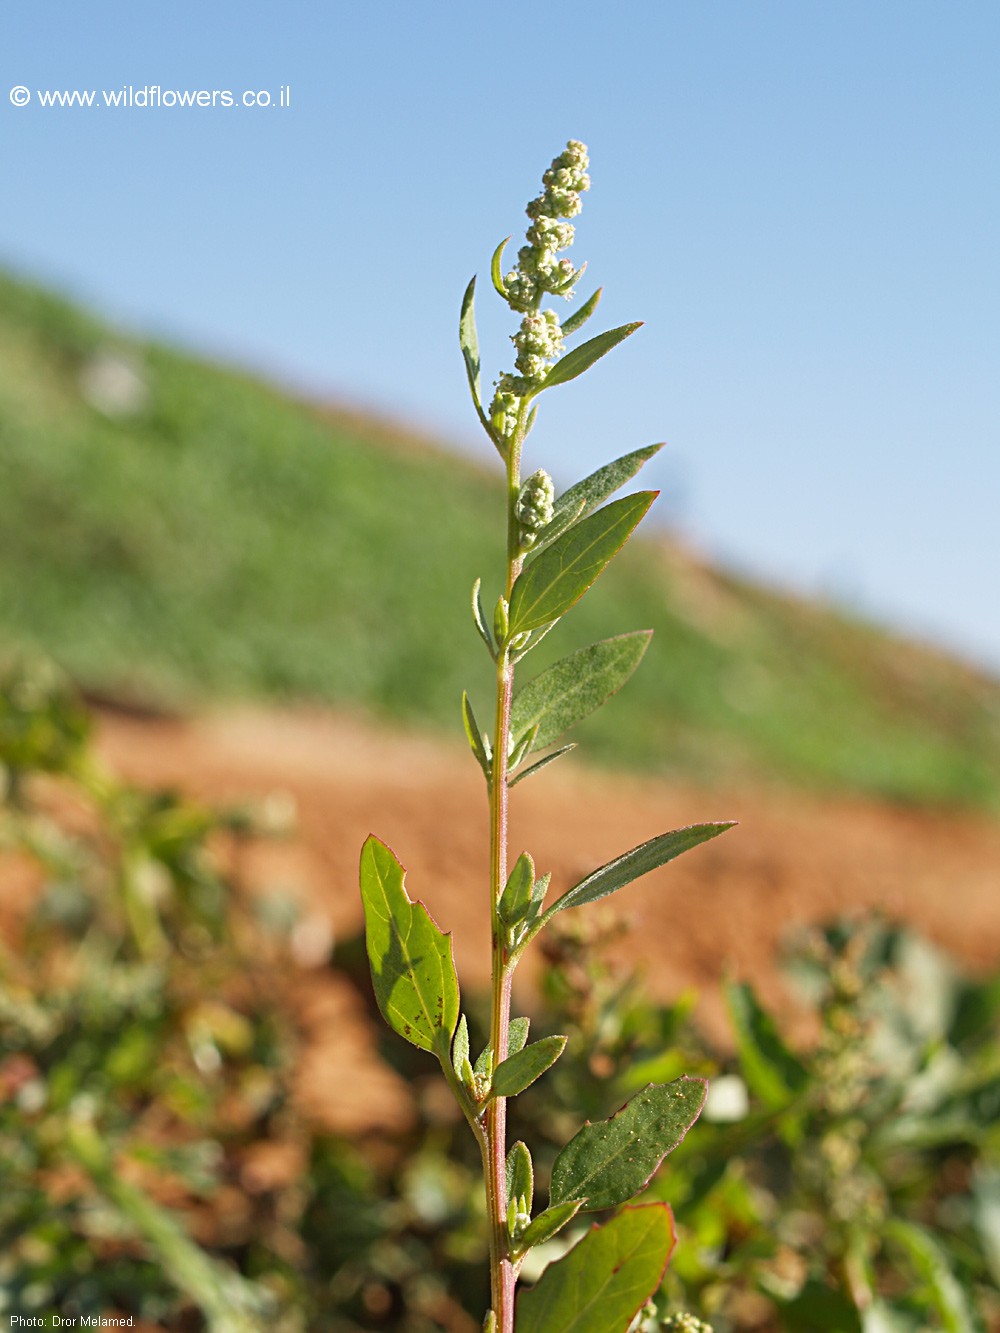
{"left": 452, "top": 1013, "right": 470, "bottom": 1078}
{"left": 724, "top": 979, "right": 809, "bottom": 1111}
{"left": 506, "top": 1140, "right": 533, "bottom": 1213}
{"left": 510, "top": 745, "right": 577, "bottom": 787}
{"left": 540, "top": 822, "right": 736, "bottom": 925}
{"left": 533, "top": 321, "right": 642, "bottom": 395}
{"left": 491, "top": 237, "right": 510, "bottom": 299}
{"left": 541, "top": 444, "right": 665, "bottom": 542}
{"left": 515, "top": 1200, "right": 584, "bottom": 1253}
{"left": 508, "top": 1015, "right": 530, "bottom": 1055}
{"left": 499, "top": 853, "right": 535, "bottom": 928}
{"left": 550, "top": 1077, "right": 707, "bottom": 1212}
{"left": 511, "top": 632, "right": 652, "bottom": 752}
{"left": 491, "top": 1035, "right": 566, "bottom": 1098}
{"left": 516, "top": 1204, "right": 675, "bottom": 1333}
{"left": 359, "top": 836, "right": 459, "bottom": 1055}
{"left": 884, "top": 1219, "right": 975, "bottom": 1333}
{"left": 561, "top": 287, "right": 603, "bottom": 336}
{"left": 461, "top": 691, "right": 492, "bottom": 777}
{"left": 508, "top": 492, "right": 656, "bottom": 635}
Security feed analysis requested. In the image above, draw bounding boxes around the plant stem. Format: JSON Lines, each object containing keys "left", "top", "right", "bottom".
{"left": 485, "top": 411, "right": 528, "bottom": 1332}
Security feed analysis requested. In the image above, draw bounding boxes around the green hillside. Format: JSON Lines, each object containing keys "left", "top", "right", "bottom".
{"left": 1, "top": 268, "right": 998, "bottom": 809}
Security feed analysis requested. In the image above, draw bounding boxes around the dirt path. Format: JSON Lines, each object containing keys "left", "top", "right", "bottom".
{"left": 94, "top": 706, "right": 1000, "bottom": 1130}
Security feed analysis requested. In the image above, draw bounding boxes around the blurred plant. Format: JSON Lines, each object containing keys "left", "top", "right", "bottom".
{"left": 358, "top": 142, "right": 734, "bottom": 1332}
{"left": 0, "top": 657, "right": 306, "bottom": 1331}
{"left": 654, "top": 917, "right": 1000, "bottom": 1332}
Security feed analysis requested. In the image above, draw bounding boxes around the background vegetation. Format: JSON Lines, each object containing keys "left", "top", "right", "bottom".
{"left": 2, "top": 269, "right": 998, "bottom": 810}
{"left": 2, "top": 663, "right": 998, "bottom": 1331}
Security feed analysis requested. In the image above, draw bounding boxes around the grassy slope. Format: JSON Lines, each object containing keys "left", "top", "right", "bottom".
{"left": 2, "top": 268, "right": 998, "bottom": 810}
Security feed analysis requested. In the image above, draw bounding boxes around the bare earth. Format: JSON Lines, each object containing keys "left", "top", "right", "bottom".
{"left": 94, "top": 706, "right": 1000, "bottom": 1135}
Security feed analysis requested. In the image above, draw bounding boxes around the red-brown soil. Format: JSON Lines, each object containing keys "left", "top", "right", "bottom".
{"left": 89, "top": 705, "right": 1000, "bottom": 1135}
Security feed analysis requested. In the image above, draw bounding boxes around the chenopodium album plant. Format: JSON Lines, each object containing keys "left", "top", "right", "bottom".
{"left": 358, "top": 141, "right": 735, "bottom": 1333}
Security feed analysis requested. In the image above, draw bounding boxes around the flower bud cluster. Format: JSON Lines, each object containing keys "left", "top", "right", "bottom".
{"left": 661, "top": 1315, "right": 713, "bottom": 1333}
{"left": 504, "top": 140, "right": 590, "bottom": 313}
{"left": 516, "top": 470, "right": 555, "bottom": 545}
{"left": 513, "top": 309, "right": 564, "bottom": 380}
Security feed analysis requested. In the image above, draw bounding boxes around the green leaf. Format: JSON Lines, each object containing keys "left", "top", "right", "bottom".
{"left": 499, "top": 853, "right": 536, "bottom": 928}
{"left": 525, "top": 497, "right": 587, "bottom": 559}
{"left": 491, "top": 237, "right": 511, "bottom": 299}
{"left": 508, "top": 1015, "right": 530, "bottom": 1055}
{"left": 460, "top": 276, "right": 482, "bottom": 405}
{"left": 541, "top": 444, "right": 664, "bottom": 540}
{"left": 540, "top": 823, "right": 736, "bottom": 925}
{"left": 461, "top": 691, "right": 492, "bottom": 777}
{"left": 510, "top": 745, "right": 577, "bottom": 787}
{"left": 561, "top": 287, "right": 603, "bottom": 337}
{"left": 460, "top": 276, "right": 496, "bottom": 444}
{"left": 474, "top": 1043, "right": 493, "bottom": 1080}
{"left": 511, "top": 632, "right": 652, "bottom": 751}
{"left": 516, "top": 1204, "right": 675, "bottom": 1333}
{"left": 884, "top": 1219, "right": 976, "bottom": 1333}
{"left": 533, "top": 321, "right": 643, "bottom": 395}
{"left": 508, "top": 492, "right": 656, "bottom": 635}
{"left": 358, "top": 836, "right": 459, "bottom": 1056}
{"left": 515, "top": 1200, "right": 584, "bottom": 1253}
{"left": 550, "top": 1077, "right": 707, "bottom": 1212}
{"left": 506, "top": 1140, "right": 533, "bottom": 1213}
{"left": 508, "top": 724, "right": 539, "bottom": 773}
{"left": 724, "top": 980, "right": 809, "bottom": 1112}
{"left": 491, "top": 1035, "right": 566, "bottom": 1098}
{"left": 471, "top": 578, "right": 495, "bottom": 657}
{"left": 452, "top": 1013, "right": 470, "bottom": 1078}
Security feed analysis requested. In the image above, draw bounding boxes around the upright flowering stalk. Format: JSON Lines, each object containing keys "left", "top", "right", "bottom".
{"left": 359, "top": 143, "right": 733, "bottom": 1333}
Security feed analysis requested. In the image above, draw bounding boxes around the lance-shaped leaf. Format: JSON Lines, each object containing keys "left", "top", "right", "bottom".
{"left": 508, "top": 492, "right": 656, "bottom": 635}
{"left": 510, "top": 744, "right": 577, "bottom": 788}
{"left": 461, "top": 691, "right": 492, "bottom": 778}
{"left": 516, "top": 1204, "right": 675, "bottom": 1333}
{"left": 499, "top": 852, "right": 535, "bottom": 927}
{"left": 471, "top": 578, "right": 494, "bottom": 656}
{"left": 491, "top": 236, "right": 510, "bottom": 299}
{"left": 359, "top": 836, "right": 459, "bottom": 1056}
{"left": 460, "top": 277, "right": 482, "bottom": 404}
{"left": 532, "top": 321, "right": 642, "bottom": 395}
{"left": 515, "top": 1200, "right": 585, "bottom": 1254}
{"left": 724, "top": 980, "right": 809, "bottom": 1112}
{"left": 508, "top": 1015, "right": 530, "bottom": 1056}
{"left": 491, "top": 1035, "right": 567, "bottom": 1098}
{"left": 511, "top": 632, "right": 652, "bottom": 752}
{"left": 561, "top": 286, "right": 602, "bottom": 337}
{"left": 460, "top": 277, "right": 494, "bottom": 441}
{"left": 506, "top": 1140, "right": 533, "bottom": 1213}
{"left": 538, "top": 444, "right": 665, "bottom": 546}
{"left": 452, "top": 1013, "right": 470, "bottom": 1078}
{"left": 550, "top": 1077, "right": 707, "bottom": 1212}
{"left": 539, "top": 822, "right": 736, "bottom": 927}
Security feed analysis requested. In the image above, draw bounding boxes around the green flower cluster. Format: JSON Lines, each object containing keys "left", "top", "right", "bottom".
{"left": 515, "top": 469, "right": 555, "bottom": 548}
{"left": 506, "top": 139, "right": 591, "bottom": 311}
{"left": 660, "top": 1315, "right": 714, "bottom": 1333}
{"left": 489, "top": 141, "right": 591, "bottom": 438}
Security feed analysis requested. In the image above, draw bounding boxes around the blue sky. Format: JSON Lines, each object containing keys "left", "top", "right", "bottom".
{"left": 4, "top": 1, "right": 999, "bottom": 669}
